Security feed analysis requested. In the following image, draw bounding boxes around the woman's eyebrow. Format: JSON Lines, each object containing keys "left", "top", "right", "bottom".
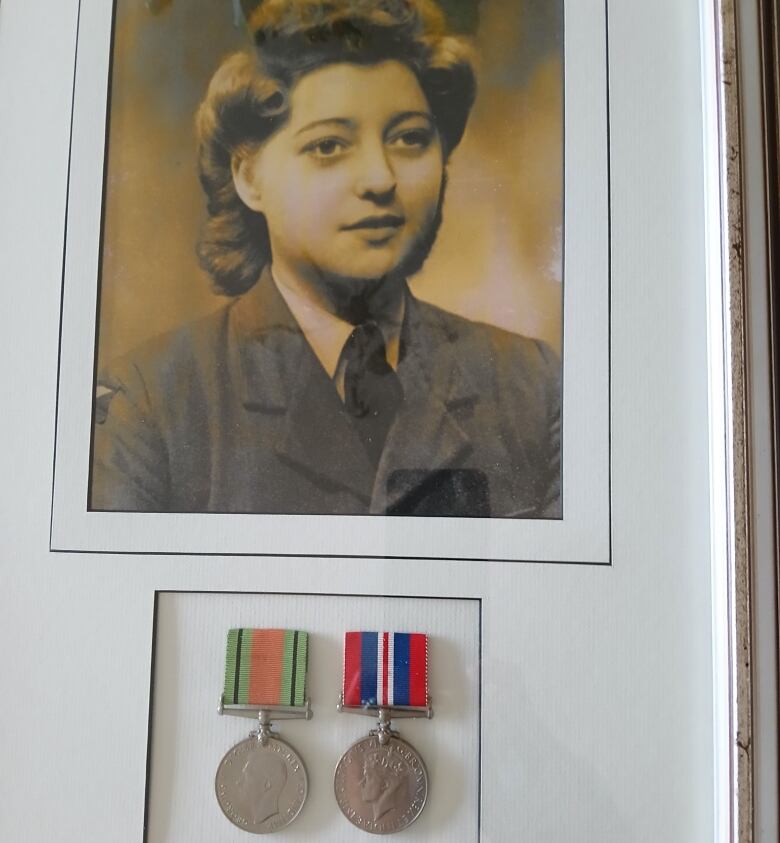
{"left": 294, "top": 117, "right": 355, "bottom": 136}
{"left": 385, "top": 110, "right": 435, "bottom": 131}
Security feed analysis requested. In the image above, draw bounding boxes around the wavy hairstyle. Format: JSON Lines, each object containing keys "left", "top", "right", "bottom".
{"left": 196, "top": 0, "right": 477, "bottom": 296}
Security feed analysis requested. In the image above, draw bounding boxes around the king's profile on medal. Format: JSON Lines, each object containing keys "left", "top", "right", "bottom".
{"left": 360, "top": 750, "right": 416, "bottom": 822}
{"left": 233, "top": 753, "right": 288, "bottom": 825}
{"left": 91, "top": 0, "right": 561, "bottom": 518}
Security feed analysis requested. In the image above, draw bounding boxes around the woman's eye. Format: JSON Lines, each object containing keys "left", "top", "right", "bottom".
{"left": 304, "top": 138, "right": 348, "bottom": 159}
{"left": 390, "top": 128, "right": 433, "bottom": 150}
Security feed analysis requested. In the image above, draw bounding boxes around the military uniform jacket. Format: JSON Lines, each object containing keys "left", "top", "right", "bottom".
{"left": 92, "top": 273, "right": 561, "bottom": 518}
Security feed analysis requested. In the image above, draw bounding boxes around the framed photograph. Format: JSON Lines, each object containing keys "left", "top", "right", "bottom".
{"left": 49, "top": 0, "right": 611, "bottom": 562}
{"left": 0, "top": 0, "right": 777, "bottom": 841}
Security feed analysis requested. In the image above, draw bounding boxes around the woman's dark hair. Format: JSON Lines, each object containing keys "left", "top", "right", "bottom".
{"left": 196, "top": 0, "right": 477, "bottom": 296}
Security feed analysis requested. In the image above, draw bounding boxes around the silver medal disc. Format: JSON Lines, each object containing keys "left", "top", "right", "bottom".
{"left": 334, "top": 735, "right": 428, "bottom": 834}
{"left": 215, "top": 735, "right": 308, "bottom": 834}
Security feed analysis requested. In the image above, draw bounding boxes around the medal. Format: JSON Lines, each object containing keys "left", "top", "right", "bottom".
{"left": 335, "top": 631, "right": 432, "bottom": 835}
{"left": 215, "top": 628, "right": 312, "bottom": 834}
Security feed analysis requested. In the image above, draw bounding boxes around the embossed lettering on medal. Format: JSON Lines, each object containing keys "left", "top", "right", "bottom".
{"left": 215, "top": 628, "right": 312, "bottom": 834}
{"left": 335, "top": 631, "right": 433, "bottom": 835}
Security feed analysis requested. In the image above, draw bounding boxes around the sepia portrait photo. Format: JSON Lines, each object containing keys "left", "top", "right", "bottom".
{"left": 89, "top": 0, "right": 564, "bottom": 519}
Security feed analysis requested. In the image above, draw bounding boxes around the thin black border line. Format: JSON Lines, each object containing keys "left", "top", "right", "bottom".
{"left": 141, "top": 590, "right": 159, "bottom": 842}
{"left": 605, "top": 0, "right": 613, "bottom": 565}
{"left": 50, "top": 1, "right": 612, "bottom": 568}
{"left": 85, "top": 0, "right": 120, "bottom": 506}
{"left": 48, "top": 546, "right": 609, "bottom": 566}
{"left": 477, "top": 590, "right": 482, "bottom": 838}
{"left": 48, "top": 0, "right": 83, "bottom": 547}
{"left": 141, "top": 590, "right": 483, "bottom": 843}
{"left": 560, "top": 0, "right": 567, "bottom": 527}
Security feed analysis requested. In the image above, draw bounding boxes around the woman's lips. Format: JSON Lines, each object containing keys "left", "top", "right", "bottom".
{"left": 341, "top": 214, "right": 405, "bottom": 231}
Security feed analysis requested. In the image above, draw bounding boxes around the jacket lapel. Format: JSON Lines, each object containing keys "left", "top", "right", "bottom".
{"left": 231, "top": 271, "right": 376, "bottom": 503}
{"left": 371, "top": 296, "right": 479, "bottom": 514}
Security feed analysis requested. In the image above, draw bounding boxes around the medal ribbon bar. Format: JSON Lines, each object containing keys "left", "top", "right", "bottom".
{"left": 340, "top": 631, "right": 432, "bottom": 718}
{"left": 220, "top": 628, "right": 311, "bottom": 720}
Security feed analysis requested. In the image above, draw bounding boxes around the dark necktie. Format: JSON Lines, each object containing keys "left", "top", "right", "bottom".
{"left": 341, "top": 321, "right": 404, "bottom": 467}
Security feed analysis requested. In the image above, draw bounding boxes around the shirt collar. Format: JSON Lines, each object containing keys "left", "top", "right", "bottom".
{"left": 271, "top": 268, "right": 405, "bottom": 378}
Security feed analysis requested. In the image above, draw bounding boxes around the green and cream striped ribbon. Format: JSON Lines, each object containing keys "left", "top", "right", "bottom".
{"left": 223, "top": 628, "right": 308, "bottom": 707}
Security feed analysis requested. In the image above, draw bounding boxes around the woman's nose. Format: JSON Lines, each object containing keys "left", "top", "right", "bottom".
{"left": 354, "top": 141, "right": 397, "bottom": 201}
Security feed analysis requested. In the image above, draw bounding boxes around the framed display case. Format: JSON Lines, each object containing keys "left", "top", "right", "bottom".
{"left": 0, "top": 0, "right": 777, "bottom": 841}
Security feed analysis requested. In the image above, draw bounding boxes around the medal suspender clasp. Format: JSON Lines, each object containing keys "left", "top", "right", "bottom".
{"left": 218, "top": 695, "right": 314, "bottom": 720}
{"left": 218, "top": 695, "right": 313, "bottom": 745}
{"left": 337, "top": 694, "right": 433, "bottom": 745}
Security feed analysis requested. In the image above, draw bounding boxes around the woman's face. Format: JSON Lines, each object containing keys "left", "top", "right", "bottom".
{"left": 233, "top": 60, "right": 445, "bottom": 294}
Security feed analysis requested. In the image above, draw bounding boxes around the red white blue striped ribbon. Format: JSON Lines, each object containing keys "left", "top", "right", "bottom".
{"left": 343, "top": 631, "right": 428, "bottom": 708}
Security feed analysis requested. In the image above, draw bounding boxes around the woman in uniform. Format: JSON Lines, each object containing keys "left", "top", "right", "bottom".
{"left": 91, "top": 0, "right": 560, "bottom": 517}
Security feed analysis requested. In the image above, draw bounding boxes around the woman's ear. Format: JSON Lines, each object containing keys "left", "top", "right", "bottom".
{"left": 231, "top": 151, "right": 264, "bottom": 213}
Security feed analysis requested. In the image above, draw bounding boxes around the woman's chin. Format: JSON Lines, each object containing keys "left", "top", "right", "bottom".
{"left": 322, "top": 239, "right": 409, "bottom": 281}
{"left": 325, "top": 260, "right": 403, "bottom": 287}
